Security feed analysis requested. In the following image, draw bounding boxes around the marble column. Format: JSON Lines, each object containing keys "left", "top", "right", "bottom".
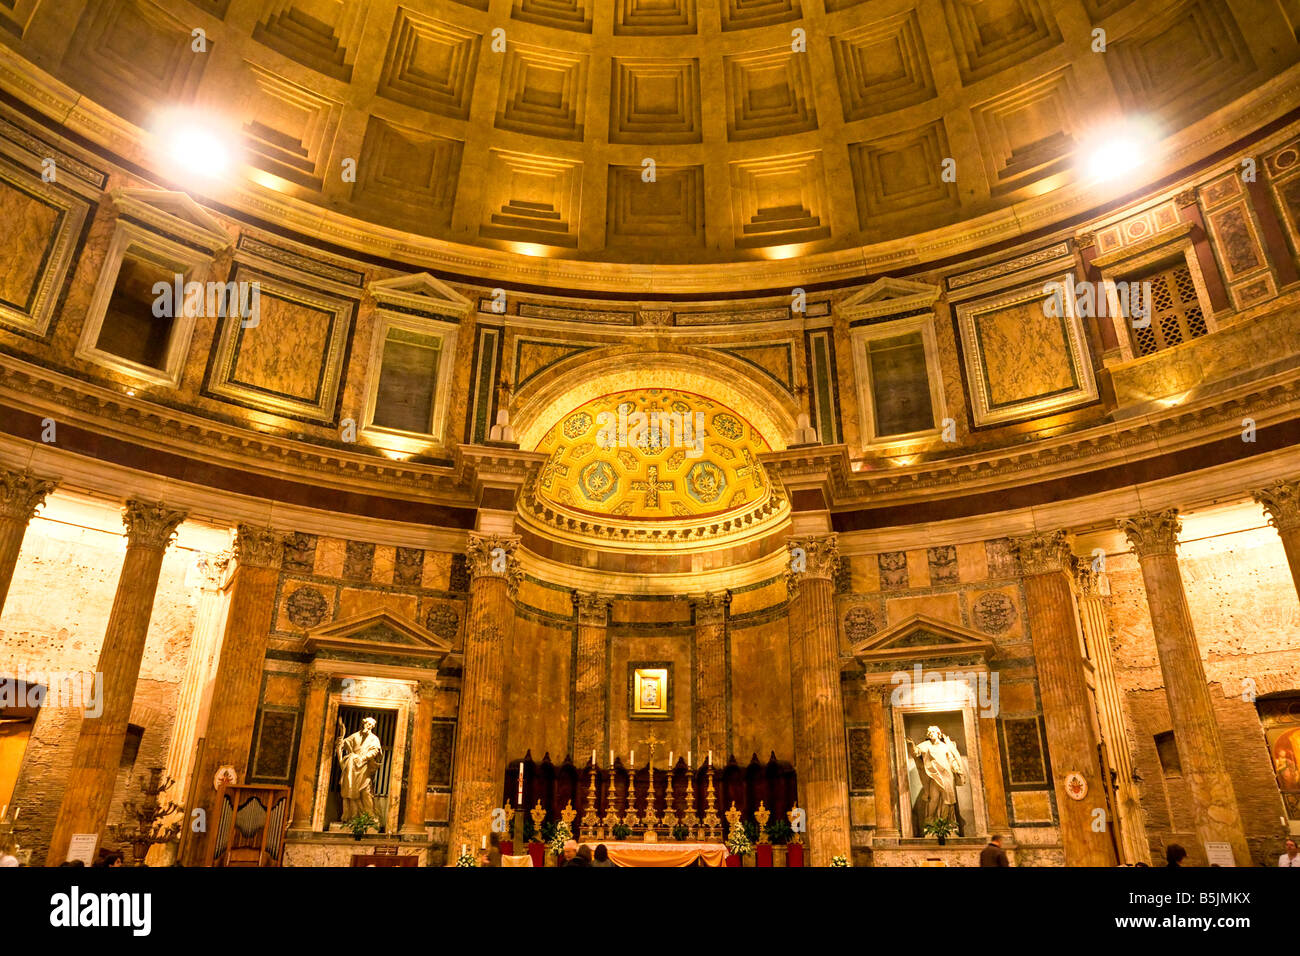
{"left": 401, "top": 680, "right": 438, "bottom": 836}
{"left": 1012, "top": 531, "right": 1116, "bottom": 866}
{"left": 572, "top": 591, "right": 610, "bottom": 760}
{"left": 0, "top": 468, "right": 57, "bottom": 615}
{"left": 864, "top": 682, "right": 898, "bottom": 840}
{"left": 289, "top": 672, "right": 332, "bottom": 830}
{"left": 692, "top": 591, "right": 729, "bottom": 761}
{"left": 448, "top": 533, "right": 519, "bottom": 855}
{"left": 786, "top": 534, "right": 851, "bottom": 866}
{"left": 182, "top": 525, "right": 283, "bottom": 865}
{"left": 148, "top": 550, "right": 234, "bottom": 865}
{"left": 47, "top": 499, "right": 187, "bottom": 865}
{"left": 1253, "top": 480, "right": 1300, "bottom": 599}
{"left": 978, "top": 711, "right": 1012, "bottom": 836}
{"left": 1120, "top": 509, "right": 1252, "bottom": 865}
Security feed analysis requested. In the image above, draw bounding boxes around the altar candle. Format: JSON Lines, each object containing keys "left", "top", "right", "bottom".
{"left": 669, "top": 751, "right": 673, "bottom": 768}
{"left": 708, "top": 750, "right": 712, "bottom": 767}
{"left": 461, "top": 843, "right": 467, "bottom": 858}
{"left": 592, "top": 749, "right": 596, "bottom": 767}
{"left": 516, "top": 762, "right": 524, "bottom": 804}
{"left": 687, "top": 751, "right": 692, "bottom": 768}
{"left": 481, "top": 835, "right": 487, "bottom": 849}
{"left": 609, "top": 749, "right": 614, "bottom": 767}
{"left": 631, "top": 749, "right": 635, "bottom": 766}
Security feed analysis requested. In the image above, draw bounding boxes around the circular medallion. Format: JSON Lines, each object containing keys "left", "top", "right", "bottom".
{"left": 214, "top": 765, "right": 238, "bottom": 790}
{"left": 286, "top": 586, "right": 329, "bottom": 628}
{"left": 843, "top": 605, "right": 879, "bottom": 643}
{"left": 972, "top": 591, "right": 1017, "bottom": 635}
{"left": 425, "top": 603, "right": 460, "bottom": 641}
{"left": 1064, "top": 771, "right": 1088, "bottom": 800}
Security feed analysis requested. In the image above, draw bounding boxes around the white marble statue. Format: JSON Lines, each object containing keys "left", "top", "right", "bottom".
{"left": 906, "top": 725, "right": 967, "bottom": 833}
{"left": 336, "top": 716, "right": 383, "bottom": 822}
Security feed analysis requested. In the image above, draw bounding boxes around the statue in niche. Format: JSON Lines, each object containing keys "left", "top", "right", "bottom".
{"left": 906, "top": 726, "right": 967, "bottom": 834}
{"left": 336, "top": 716, "right": 383, "bottom": 822}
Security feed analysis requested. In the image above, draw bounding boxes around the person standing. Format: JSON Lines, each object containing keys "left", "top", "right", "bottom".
{"left": 979, "top": 834, "right": 1009, "bottom": 867}
{"left": 1280, "top": 838, "right": 1299, "bottom": 867}
{"left": 1165, "top": 844, "right": 1186, "bottom": 867}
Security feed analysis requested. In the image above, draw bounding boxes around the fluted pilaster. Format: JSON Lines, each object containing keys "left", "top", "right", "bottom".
{"left": 289, "top": 672, "right": 333, "bottom": 830}
{"left": 692, "top": 591, "right": 729, "bottom": 761}
{"left": 402, "top": 681, "right": 438, "bottom": 835}
{"left": 0, "top": 469, "right": 57, "bottom": 614}
{"left": 1119, "top": 509, "right": 1251, "bottom": 865}
{"left": 1011, "top": 530, "right": 1115, "bottom": 866}
{"left": 448, "top": 533, "right": 519, "bottom": 854}
{"left": 864, "top": 683, "right": 898, "bottom": 839}
{"left": 786, "top": 534, "right": 850, "bottom": 865}
{"left": 573, "top": 591, "right": 610, "bottom": 761}
{"left": 47, "top": 499, "right": 187, "bottom": 864}
{"left": 182, "top": 524, "right": 284, "bottom": 865}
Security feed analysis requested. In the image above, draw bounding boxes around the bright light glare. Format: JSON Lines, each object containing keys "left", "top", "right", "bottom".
{"left": 1081, "top": 119, "right": 1157, "bottom": 183}
{"left": 166, "top": 122, "right": 231, "bottom": 178}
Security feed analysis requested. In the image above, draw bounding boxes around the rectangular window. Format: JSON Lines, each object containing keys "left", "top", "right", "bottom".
{"left": 94, "top": 254, "right": 179, "bottom": 371}
{"left": 371, "top": 327, "right": 441, "bottom": 434}
{"left": 866, "top": 331, "right": 935, "bottom": 438}
{"left": 1122, "top": 259, "right": 1208, "bottom": 357}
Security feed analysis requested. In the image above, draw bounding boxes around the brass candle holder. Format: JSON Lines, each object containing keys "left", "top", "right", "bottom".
{"left": 754, "top": 801, "right": 771, "bottom": 844}
{"left": 530, "top": 799, "right": 547, "bottom": 842}
{"left": 682, "top": 767, "right": 699, "bottom": 839}
{"left": 602, "top": 764, "right": 621, "bottom": 832}
{"left": 642, "top": 764, "right": 660, "bottom": 830}
{"left": 662, "top": 765, "right": 679, "bottom": 833}
{"left": 624, "top": 767, "right": 640, "bottom": 829}
{"left": 581, "top": 764, "right": 600, "bottom": 839}
{"left": 701, "top": 764, "right": 721, "bottom": 838}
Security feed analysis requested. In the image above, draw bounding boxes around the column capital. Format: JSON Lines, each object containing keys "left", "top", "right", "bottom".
{"left": 466, "top": 532, "right": 522, "bottom": 596}
{"left": 1253, "top": 480, "right": 1300, "bottom": 533}
{"left": 1118, "top": 509, "right": 1182, "bottom": 558}
{"left": 572, "top": 590, "right": 611, "bottom": 627}
{"left": 692, "top": 591, "right": 730, "bottom": 626}
{"left": 123, "top": 499, "right": 188, "bottom": 551}
{"left": 786, "top": 534, "right": 840, "bottom": 580}
{"left": 415, "top": 679, "right": 439, "bottom": 702}
{"left": 0, "top": 469, "right": 58, "bottom": 522}
{"left": 1011, "top": 530, "right": 1074, "bottom": 576}
{"left": 233, "top": 525, "right": 283, "bottom": 570}
{"left": 1070, "top": 555, "right": 1111, "bottom": 599}
{"left": 194, "top": 550, "right": 234, "bottom": 591}
{"left": 307, "top": 671, "right": 333, "bottom": 694}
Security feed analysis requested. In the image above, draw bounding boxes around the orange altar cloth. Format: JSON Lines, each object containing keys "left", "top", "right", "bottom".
{"left": 580, "top": 841, "right": 728, "bottom": 867}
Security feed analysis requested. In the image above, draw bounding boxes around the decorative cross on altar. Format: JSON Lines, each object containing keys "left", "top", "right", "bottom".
{"left": 639, "top": 729, "right": 666, "bottom": 768}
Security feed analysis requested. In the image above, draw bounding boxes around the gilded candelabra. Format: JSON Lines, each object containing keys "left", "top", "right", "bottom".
{"left": 623, "top": 771, "right": 640, "bottom": 829}
{"left": 581, "top": 764, "right": 600, "bottom": 839}
{"left": 662, "top": 766, "right": 679, "bottom": 832}
{"left": 681, "top": 767, "right": 699, "bottom": 838}
{"left": 754, "top": 801, "right": 771, "bottom": 844}
{"left": 105, "top": 767, "right": 181, "bottom": 866}
{"left": 701, "top": 764, "right": 721, "bottom": 837}
{"left": 602, "top": 765, "right": 621, "bottom": 832}
{"left": 642, "top": 765, "right": 660, "bottom": 830}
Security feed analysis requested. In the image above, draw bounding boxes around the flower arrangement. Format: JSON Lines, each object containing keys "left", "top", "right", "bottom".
{"left": 455, "top": 849, "right": 478, "bottom": 867}
{"left": 922, "top": 817, "right": 957, "bottom": 844}
{"left": 725, "top": 827, "right": 753, "bottom": 857}
{"left": 830, "top": 855, "right": 849, "bottom": 867}
{"left": 547, "top": 821, "right": 573, "bottom": 857}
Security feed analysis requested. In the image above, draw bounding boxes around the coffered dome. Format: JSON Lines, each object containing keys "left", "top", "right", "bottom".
{"left": 0, "top": 0, "right": 1285, "bottom": 276}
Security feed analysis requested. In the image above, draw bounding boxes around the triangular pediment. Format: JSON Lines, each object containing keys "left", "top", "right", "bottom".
{"left": 306, "top": 609, "right": 452, "bottom": 658}
{"left": 111, "top": 188, "right": 232, "bottom": 253}
{"left": 851, "top": 614, "right": 994, "bottom": 663}
{"left": 840, "top": 277, "right": 941, "bottom": 319}
{"left": 369, "top": 272, "right": 471, "bottom": 318}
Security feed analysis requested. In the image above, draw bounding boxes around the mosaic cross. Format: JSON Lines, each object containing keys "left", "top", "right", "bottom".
{"left": 630, "top": 465, "right": 674, "bottom": 509}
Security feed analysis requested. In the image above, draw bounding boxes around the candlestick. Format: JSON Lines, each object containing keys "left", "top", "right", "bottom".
{"left": 642, "top": 761, "right": 659, "bottom": 830}
{"left": 669, "top": 750, "right": 673, "bottom": 768}
{"left": 708, "top": 750, "right": 712, "bottom": 767}
{"left": 591, "top": 748, "right": 596, "bottom": 767}
{"left": 624, "top": 767, "right": 639, "bottom": 829}
{"left": 631, "top": 749, "right": 634, "bottom": 765}
{"left": 682, "top": 767, "right": 699, "bottom": 837}
{"left": 687, "top": 750, "right": 692, "bottom": 769}
{"left": 461, "top": 843, "right": 467, "bottom": 858}
{"left": 602, "top": 763, "right": 620, "bottom": 832}
{"left": 581, "top": 762, "right": 601, "bottom": 839}
{"left": 516, "top": 761, "right": 524, "bottom": 805}
{"left": 609, "top": 748, "right": 614, "bottom": 767}
{"left": 702, "top": 764, "right": 721, "bottom": 837}
{"left": 481, "top": 835, "right": 487, "bottom": 849}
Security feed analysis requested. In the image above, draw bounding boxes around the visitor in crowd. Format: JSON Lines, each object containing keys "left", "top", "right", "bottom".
{"left": 57, "top": 860, "right": 84, "bottom": 867}
{"left": 592, "top": 844, "right": 615, "bottom": 868}
{"left": 1280, "top": 838, "right": 1299, "bottom": 867}
{"left": 576, "top": 845, "right": 593, "bottom": 866}
{"left": 561, "top": 839, "right": 590, "bottom": 866}
{"left": 1165, "top": 844, "right": 1186, "bottom": 867}
{"left": 979, "top": 834, "right": 1009, "bottom": 867}
{"left": 0, "top": 836, "right": 18, "bottom": 867}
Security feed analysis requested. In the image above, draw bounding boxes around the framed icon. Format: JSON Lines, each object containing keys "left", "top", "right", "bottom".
{"left": 629, "top": 662, "right": 671, "bottom": 720}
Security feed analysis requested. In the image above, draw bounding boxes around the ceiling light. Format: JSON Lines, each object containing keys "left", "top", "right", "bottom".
{"left": 152, "top": 109, "right": 237, "bottom": 181}
{"left": 1081, "top": 118, "right": 1158, "bottom": 183}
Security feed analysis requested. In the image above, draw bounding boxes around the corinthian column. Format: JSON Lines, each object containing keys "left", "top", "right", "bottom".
{"left": 1119, "top": 509, "right": 1251, "bottom": 865}
{"left": 692, "top": 591, "right": 729, "bottom": 761}
{"left": 1012, "top": 531, "right": 1115, "bottom": 866}
{"left": 786, "top": 534, "right": 851, "bottom": 866}
{"left": 1253, "top": 480, "right": 1300, "bottom": 600}
{"left": 182, "top": 525, "right": 283, "bottom": 865}
{"left": 47, "top": 499, "right": 187, "bottom": 864}
{"left": 448, "top": 533, "right": 519, "bottom": 855}
{"left": 0, "top": 468, "right": 57, "bottom": 614}
{"left": 572, "top": 591, "right": 610, "bottom": 761}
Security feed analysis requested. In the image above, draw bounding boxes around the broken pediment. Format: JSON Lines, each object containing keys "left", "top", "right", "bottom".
{"left": 851, "top": 614, "right": 994, "bottom": 665}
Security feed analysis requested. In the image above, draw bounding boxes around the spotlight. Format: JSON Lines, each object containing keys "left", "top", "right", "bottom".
{"left": 1080, "top": 118, "right": 1158, "bottom": 183}
{"left": 152, "top": 109, "right": 237, "bottom": 181}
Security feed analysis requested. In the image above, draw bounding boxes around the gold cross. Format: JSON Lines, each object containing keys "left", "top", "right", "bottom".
{"left": 639, "top": 729, "right": 666, "bottom": 766}
{"left": 630, "top": 465, "right": 673, "bottom": 509}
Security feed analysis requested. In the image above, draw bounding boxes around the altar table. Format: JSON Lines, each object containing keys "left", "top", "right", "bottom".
{"left": 501, "top": 854, "right": 534, "bottom": 867}
{"left": 580, "top": 841, "right": 728, "bottom": 867}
